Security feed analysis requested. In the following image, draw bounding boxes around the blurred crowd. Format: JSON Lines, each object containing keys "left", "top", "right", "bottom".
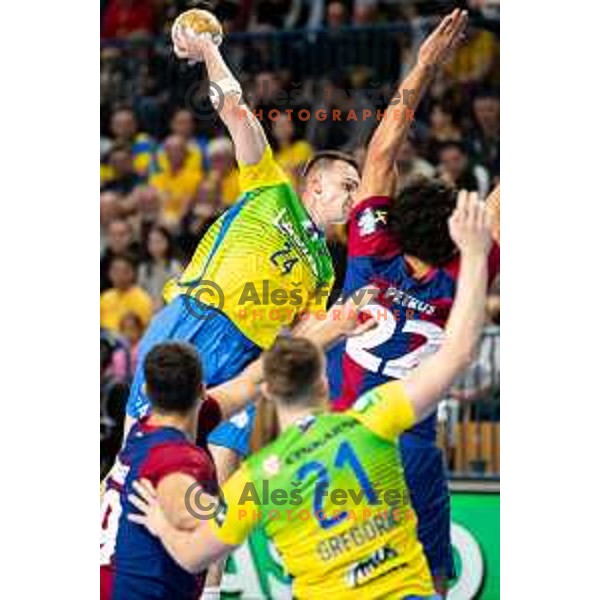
{"left": 100, "top": 0, "right": 500, "bottom": 473}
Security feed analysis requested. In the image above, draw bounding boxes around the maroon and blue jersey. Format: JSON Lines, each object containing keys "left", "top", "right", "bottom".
{"left": 100, "top": 398, "right": 221, "bottom": 600}
{"left": 328, "top": 195, "right": 500, "bottom": 442}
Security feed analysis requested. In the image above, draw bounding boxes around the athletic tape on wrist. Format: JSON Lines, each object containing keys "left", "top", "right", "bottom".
{"left": 210, "top": 77, "right": 242, "bottom": 109}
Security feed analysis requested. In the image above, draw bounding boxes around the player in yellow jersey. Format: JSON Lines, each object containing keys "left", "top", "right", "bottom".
{"left": 128, "top": 192, "right": 492, "bottom": 599}
{"left": 123, "top": 12, "right": 468, "bottom": 593}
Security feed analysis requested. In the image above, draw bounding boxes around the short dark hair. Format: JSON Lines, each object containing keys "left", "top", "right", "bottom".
{"left": 438, "top": 140, "right": 467, "bottom": 156}
{"left": 144, "top": 342, "right": 203, "bottom": 413}
{"left": 301, "top": 150, "right": 360, "bottom": 178}
{"left": 474, "top": 87, "right": 499, "bottom": 101}
{"left": 388, "top": 177, "right": 457, "bottom": 267}
{"left": 263, "top": 337, "right": 323, "bottom": 405}
{"left": 109, "top": 253, "right": 137, "bottom": 272}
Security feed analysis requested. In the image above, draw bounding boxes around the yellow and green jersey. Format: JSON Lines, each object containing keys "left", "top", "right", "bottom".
{"left": 210, "top": 383, "right": 435, "bottom": 598}
{"left": 163, "top": 146, "right": 334, "bottom": 349}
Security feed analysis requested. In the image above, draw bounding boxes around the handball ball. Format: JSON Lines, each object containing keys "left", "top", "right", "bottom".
{"left": 171, "top": 9, "right": 223, "bottom": 50}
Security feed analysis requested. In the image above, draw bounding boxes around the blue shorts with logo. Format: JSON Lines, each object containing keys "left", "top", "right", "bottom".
{"left": 400, "top": 433, "right": 455, "bottom": 581}
{"left": 126, "top": 297, "right": 261, "bottom": 456}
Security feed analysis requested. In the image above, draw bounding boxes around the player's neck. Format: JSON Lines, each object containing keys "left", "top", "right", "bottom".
{"left": 147, "top": 411, "right": 196, "bottom": 441}
{"left": 276, "top": 399, "right": 327, "bottom": 432}
{"left": 404, "top": 254, "right": 433, "bottom": 280}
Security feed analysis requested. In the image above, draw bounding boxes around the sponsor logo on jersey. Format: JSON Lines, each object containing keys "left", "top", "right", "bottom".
{"left": 273, "top": 208, "right": 319, "bottom": 276}
{"left": 352, "top": 391, "right": 377, "bottom": 413}
{"left": 358, "top": 207, "right": 387, "bottom": 236}
{"left": 346, "top": 545, "right": 400, "bottom": 588}
{"left": 263, "top": 454, "right": 282, "bottom": 476}
{"left": 296, "top": 414, "right": 316, "bottom": 432}
{"left": 384, "top": 286, "right": 436, "bottom": 316}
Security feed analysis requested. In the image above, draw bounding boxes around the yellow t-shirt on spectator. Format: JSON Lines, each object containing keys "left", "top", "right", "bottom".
{"left": 150, "top": 168, "right": 202, "bottom": 223}
{"left": 444, "top": 30, "right": 499, "bottom": 83}
{"left": 100, "top": 287, "right": 154, "bottom": 333}
{"left": 156, "top": 141, "right": 204, "bottom": 177}
{"left": 100, "top": 132, "right": 156, "bottom": 186}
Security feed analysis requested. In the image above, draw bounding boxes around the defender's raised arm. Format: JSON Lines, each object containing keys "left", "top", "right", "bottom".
{"left": 356, "top": 9, "right": 468, "bottom": 203}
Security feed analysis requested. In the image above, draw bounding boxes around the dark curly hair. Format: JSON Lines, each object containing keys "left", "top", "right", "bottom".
{"left": 388, "top": 177, "right": 458, "bottom": 267}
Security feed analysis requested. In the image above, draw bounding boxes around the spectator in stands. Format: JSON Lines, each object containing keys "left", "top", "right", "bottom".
{"left": 198, "top": 137, "right": 239, "bottom": 209}
{"left": 101, "top": 144, "right": 142, "bottom": 195}
{"left": 101, "top": 0, "right": 156, "bottom": 39}
{"left": 138, "top": 225, "right": 182, "bottom": 309}
{"left": 100, "top": 219, "right": 140, "bottom": 292}
{"left": 100, "top": 254, "right": 153, "bottom": 333}
{"left": 108, "top": 107, "right": 155, "bottom": 178}
{"left": 426, "top": 102, "right": 463, "bottom": 164}
{"left": 251, "top": 71, "right": 285, "bottom": 118}
{"left": 156, "top": 108, "right": 205, "bottom": 175}
{"left": 437, "top": 141, "right": 490, "bottom": 197}
{"left": 307, "top": 77, "right": 374, "bottom": 151}
{"left": 272, "top": 116, "right": 313, "bottom": 188}
{"left": 280, "top": 0, "right": 326, "bottom": 30}
{"left": 149, "top": 134, "right": 202, "bottom": 228}
{"left": 100, "top": 192, "right": 120, "bottom": 254}
{"left": 129, "top": 185, "right": 161, "bottom": 244}
{"left": 469, "top": 90, "right": 500, "bottom": 179}
{"left": 396, "top": 137, "right": 435, "bottom": 182}
{"left": 327, "top": 1, "right": 349, "bottom": 29}
{"left": 101, "top": 334, "right": 128, "bottom": 476}
{"left": 118, "top": 312, "right": 145, "bottom": 375}
{"left": 443, "top": 24, "right": 499, "bottom": 88}
{"left": 353, "top": 0, "right": 379, "bottom": 25}
{"left": 450, "top": 312, "right": 500, "bottom": 420}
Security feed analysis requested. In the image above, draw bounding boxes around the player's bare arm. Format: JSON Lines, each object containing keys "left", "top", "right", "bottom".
{"left": 129, "top": 479, "right": 232, "bottom": 573}
{"left": 156, "top": 473, "right": 203, "bottom": 532}
{"left": 209, "top": 291, "right": 377, "bottom": 417}
{"left": 290, "top": 286, "right": 378, "bottom": 348}
{"left": 355, "top": 8, "right": 468, "bottom": 203}
{"left": 206, "top": 360, "right": 263, "bottom": 419}
{"left": 173, "top": 30, "right": 268, "bottom": 166}
{"left": 401, "top": 190, "right": 492, "bottom": 420}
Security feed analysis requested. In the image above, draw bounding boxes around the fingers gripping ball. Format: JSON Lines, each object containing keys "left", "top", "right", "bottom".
{"left": 171, "top": 9, "right": 223, "bottom": 53}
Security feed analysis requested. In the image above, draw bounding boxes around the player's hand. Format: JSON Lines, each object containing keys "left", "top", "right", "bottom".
{"left": 128, "top": 479, "right": 168, "bottom": 537}
{"left": 173, "top": 28, "right": 215, "bottom": 63}
{"left": 417, "top": 8, "right": 468, "bottom": 69}
{"left": 448, "top": 191, "right": 492, "bottom": 258}
{"left": 336, "top": 286, "right": 379, "bottom": 338}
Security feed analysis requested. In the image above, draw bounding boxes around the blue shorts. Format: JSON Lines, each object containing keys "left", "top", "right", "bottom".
{"left": 127, "top": 297, "right": 261, "bottom": 456}
{"left": 400, "top": 434, "right": 455, "bottom": 580}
